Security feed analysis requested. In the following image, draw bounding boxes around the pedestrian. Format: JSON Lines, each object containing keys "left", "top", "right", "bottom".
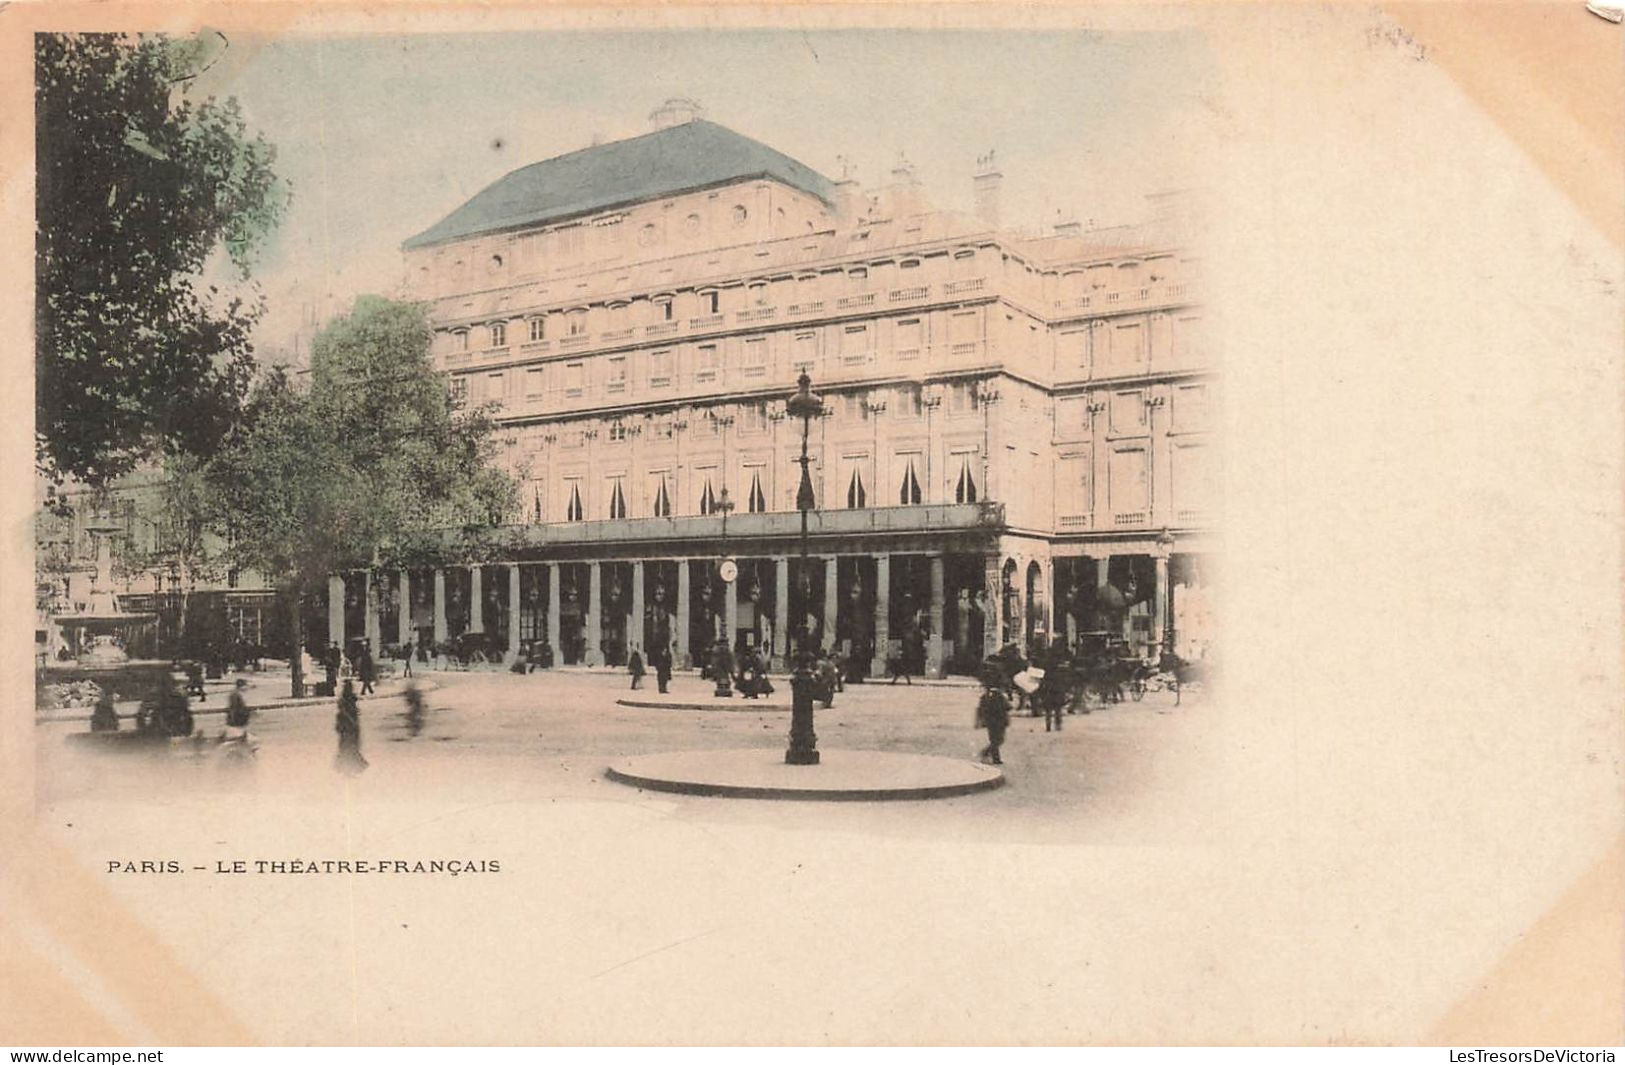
{"left": 401, "top": 637, "right": 414, "bottom": 678}
{"left": 334, "top": 680, "right": 368, "bottom": 776}
{"left": 90, "top": 687, "right": 120, "bottom": 732}
{"left": 401, "top": 680, "right": 426, "bottom": 738}
{"left": 813, "top": 651, "right": 839, "bottom": 709}
{"left": 324, "top": 642, "right": 341, "bottom": 697}
{"left": 226, "top": 678, "right": 252, "bottom": 728}
{"left": 148, "top": 670, "right": 194, "bottom": 737}
{"left": 651, "top": 640, "right": 673, "bottom": 694}
{"left": 628, "top": 646, "right": 645, "bottom": 690}
{"left": 975, "top": 663, "right": 1011, "bottom": 766}
{"left": 219, "top": 678, "right": 257, "bottom": 762}
{"left": 357, "top": 644, "right": 376, "bottom": 696}
{"left": 185, "top": 659, "right": 206, "bottom": 701}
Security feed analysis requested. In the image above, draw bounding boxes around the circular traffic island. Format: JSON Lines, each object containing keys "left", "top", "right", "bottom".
{"left": 616, "top": 692, "right": 795, "bottom": 712}
{"left": 605, "top": 747, "right": 1003, "bottom": 801}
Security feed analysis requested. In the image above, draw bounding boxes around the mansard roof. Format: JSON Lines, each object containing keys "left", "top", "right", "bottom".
{"left": 403, "top": 120, "right": 837, "bottom": 251}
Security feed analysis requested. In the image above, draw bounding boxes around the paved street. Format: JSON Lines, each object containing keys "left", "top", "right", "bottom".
{"left": 38, "top": 669, "right": 1216, "bottom": 848}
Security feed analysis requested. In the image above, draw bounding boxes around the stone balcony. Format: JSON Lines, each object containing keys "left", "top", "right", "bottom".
{"left": 505, "top": 501, "right": 1005, "bottom": 552}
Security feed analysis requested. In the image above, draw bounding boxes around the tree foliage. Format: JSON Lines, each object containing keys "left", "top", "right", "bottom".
{"left": 207, "top": 296, "right": 518, "bottom": 596}
{"left": 35, "top": 32, "right": 288, "bottom": 488}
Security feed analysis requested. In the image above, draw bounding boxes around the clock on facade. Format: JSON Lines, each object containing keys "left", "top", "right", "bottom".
{"left": 718, "top": 558, "right": 738, "bottom": 584}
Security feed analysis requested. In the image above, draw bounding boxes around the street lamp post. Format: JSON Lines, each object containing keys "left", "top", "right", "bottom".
{"left": 785, "top": 372, "right": 824, "bottom": 765}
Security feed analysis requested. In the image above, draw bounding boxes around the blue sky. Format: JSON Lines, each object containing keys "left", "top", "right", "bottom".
{"left": 200, "top": 29, "right": 1217, "bottom": 355}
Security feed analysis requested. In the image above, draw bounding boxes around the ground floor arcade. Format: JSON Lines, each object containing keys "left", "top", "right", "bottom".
{"left": 323, "top": 526, "right": 1214, "bottom": 678}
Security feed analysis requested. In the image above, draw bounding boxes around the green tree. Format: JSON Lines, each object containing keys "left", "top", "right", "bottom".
{"left": 207, "top": 297, "right": 517, "bottom": 696}
{"left": 36, "top": 32, "right": 288, "bottom": 489}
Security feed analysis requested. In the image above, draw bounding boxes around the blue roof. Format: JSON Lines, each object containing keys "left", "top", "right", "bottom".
{"left": 403, "top": 120, "right": 837, "bottom": 250}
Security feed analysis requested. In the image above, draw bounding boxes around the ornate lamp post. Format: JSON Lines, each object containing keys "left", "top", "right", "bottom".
{"left": 785, "top": 372, "right": 825, "bottom": 765}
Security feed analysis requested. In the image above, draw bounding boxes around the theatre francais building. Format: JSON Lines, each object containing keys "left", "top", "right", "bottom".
{"left": 330, "top": 102, "right": 1215, "bottom": 676}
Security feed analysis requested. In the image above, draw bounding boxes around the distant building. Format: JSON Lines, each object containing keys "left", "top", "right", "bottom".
{"left": 334, "top": 104, "right": 1215, "bottom": 674}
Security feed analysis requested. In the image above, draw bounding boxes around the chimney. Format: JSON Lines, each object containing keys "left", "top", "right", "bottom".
{"left": 649, "top": 97, "right": 704, "bottom": 130}
{"left": 832, "top": 155, "right": 864, "bottom": 222}
{"left": 885, "top": 151, "right": 927, "bottom": 218}
{"left": 972, "top": 150, "right": 1002, "bottom": 229}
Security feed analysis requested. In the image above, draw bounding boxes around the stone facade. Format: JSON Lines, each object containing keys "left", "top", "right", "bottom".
{"left": 344, "top": 111, "right": 1216, "bottom": 675}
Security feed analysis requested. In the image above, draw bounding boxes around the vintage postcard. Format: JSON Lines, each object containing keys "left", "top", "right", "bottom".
{"left": 2, "top": 1, "right": 1620, "bottom": 1048}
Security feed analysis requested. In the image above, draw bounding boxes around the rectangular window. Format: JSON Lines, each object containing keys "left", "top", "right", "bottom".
{"left": 607, "top": 479, "right": 627, "bottom": 520}
{"left": 745, "top": 466, "right": 768, "bottom": 513}
{"left": 749, "top": 282, "right": 769, "bottom": 307}
{"left": 648, "top": 350, "right": 672, "bottom": 389}
{"left": 606, "top": 356, "right": 627, "bottom": 394}
{"left": 1109, "top": 446, "right": 1150, "bottom": 516}
{"left": 528, "top": 317, "right": 545, "bottom": 342}
{"left": 655, "top": 297, "right": 674, "bottom": 322}
{"left": 949, "top": 311, "right": 978, "bottom": 345}
{"left": 739, "top": 402, "right": 767, "bottom": 434}
{"left": 567, "top": 311, "right": 587, "bottom": 337}
{"left": 455, "top": 330, "right": 470, "bottom": 352}
{"left": 564, "top": 362, "right": 585, "bottom": 399}
{"left": 486, "top": 372, "right": 505, "bottom": 399}
{"left": 1110, "top": 390, "right": 1146, "bottom": 434}
{"left": 741, "top": 337, "right": 767, "bottom": 377}
{"left": 564, "top": 481, "right": 584, "bottom": 522}
{"left": 695, "top": 344, "right": 719, "bottom": 384}
{"left": 696, "top": 469, "right": 720, "bottom": 516}
{"left": 894, "top": 385, "right": 922, "bottom": 418}
{"left": 845, "top": 458, "right": 868, "bottom": 509}
{"left": 792, "top": 332, "right": 818, "bottom": 373}
{"left": 841, "top": 324, "right": 869, "bottom": 366}
{"left": 896, "top": 318, "right": 923, "bottom": 359}
{"left": 525, "top": 368, "right": 545, "bottom": 398}
{"left": 489, "top": 322, "right": 506, "bottom": 348}
{"left": 702, "top": 291, "right": 720, "bottom": 315}
{"left": 649, "top": 471, "right": 673, "bottom": 518}
{"left": 897, "top": 455, "right": 922, "bottom": 505}
{"left": 954, "top": 455, "right": 979, "bottom": 504}
{"left": 449, "top": 377, "right": 468, "bottom": 402}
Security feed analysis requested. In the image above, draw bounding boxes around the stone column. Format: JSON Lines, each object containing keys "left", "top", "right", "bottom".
{"left": 773, "top": 557, "right": 790, "bottom": 670}
{"left": 327, "top": 575, "right": 345, "bottom": 648}
{"left": 983, "top": 556, "right": 1001, "bottom": 660}
{"left": 585, "top": 562, "right": 603, "bottom": 666}
{"left": 927, "top": 553, "right": 945, "bottom": 678}
{"left": 545, "top": 563, "right": 561, "bottom": 661}
{"left": 469, "top": 565, "right": 484, "bottom": 634}
{"left": 507, "top": 564, "right": 522, "bottom": 661}
{"left": 1151, "top": 553, "right": 1170, "bottom": 661}
{"left": 675, "top": 561, "right": 691, "bottom": 668}
{"left": 432, "top": 569, "right": 447, "bottom": 645}
{"left": 723, "top": 566, "right": 739, "bottom": 650}
{"left": 823, "top": 556, "right": 840, "bottom": 653}
{"left": 1011, "top": 558, "right": 1028, "bottom": 656}
{"left": 397, "top": 570, "right": 412, "bottom": 647}
{"left": 630, "top": 561, "right": 645, "bottom": 654}
{"left": 1096, "top": 555, "right": 1112, "bottom": 588}
{"left": 363, "top": 572, "right": 380, "bottom": 657}
{"left": 871, "top": 554, "right": 890, "bottom": 677}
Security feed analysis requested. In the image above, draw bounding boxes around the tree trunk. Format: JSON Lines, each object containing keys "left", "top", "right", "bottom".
{"left": 289, "top": 587, "right": 304, "bottom": 698}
